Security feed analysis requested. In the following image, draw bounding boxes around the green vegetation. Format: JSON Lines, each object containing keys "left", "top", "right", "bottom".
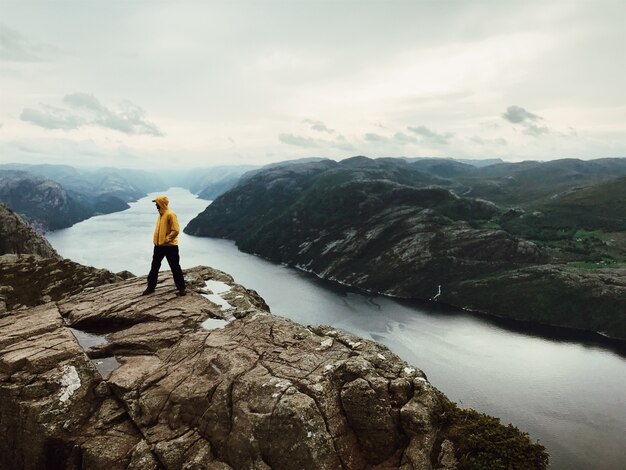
{"left": 186, "top": 156, "right": 626, "bottom": 339}
{"left": 496, "top": 173, "right": 626, "bottom": 264}
{"left": 432, "top": 393, "right": 549, "bottom": 470}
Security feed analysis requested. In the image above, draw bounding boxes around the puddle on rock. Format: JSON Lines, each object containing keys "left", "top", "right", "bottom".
{"left": 69, "top": 327, "right": 107, "bottom": 350}
{"left": 201, "top": 317, "right": 230, "bottom": 330}
{"left": 199, "top": 280, "right": 234, "bottom": 310}
{"left": 69, "top": 328, "right": 121, "bottom": 378}
{"left": 92, "top": 357, "right": 121, "bottom": 378}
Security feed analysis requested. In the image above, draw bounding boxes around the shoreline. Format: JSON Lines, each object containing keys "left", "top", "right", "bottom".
{"left": 236, "top": 247, "right": 626, "bottom": 357}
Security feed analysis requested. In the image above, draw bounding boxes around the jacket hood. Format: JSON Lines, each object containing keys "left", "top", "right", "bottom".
{"left": 153, "top": 195, "right": 169, "bottom": 211}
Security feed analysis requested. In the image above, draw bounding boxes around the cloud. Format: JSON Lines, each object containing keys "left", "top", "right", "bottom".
{"left": 522, "top": 123, "right": 550, "bottom": 137}
{"left": 364, "top": 132, "right": 388, "bottom": 143}
{"left": 502, "top": 105, "right": 541, "bottom": 124}
{"left": 502, "top": 105, "right": 550, "bottom": 137}
{"left": 393, "top": 132, "right": 418, "bottom": 145}
{"left": 0, "top": 24, "right": 56, "bottom": 62}
{"left": 363, "top": 131, "right": 419, "bottom": 146}
{"left": 20, "top": 105, "right": 86, "bottom": 130}
{"left": 279, "top": 132, "right": 355, "bottom": 151}
{"left": 407, "top": 125, "right": 453, "bottom": 144}
{"left": 279, "top": 133, "right": 320, "bottom": 148}
{"left": 20, "top": 93, "right": 164, "bottom": 136}
{"left": 303, "top": 119, "right": 334, "bottom": 134}
{"left": 470, "top": 136, "right": 508, "bottom": 146}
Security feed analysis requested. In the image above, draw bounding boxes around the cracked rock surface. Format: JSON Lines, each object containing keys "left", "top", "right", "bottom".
{"left": 0, "top": 266, "right": 458, "bottom": 469}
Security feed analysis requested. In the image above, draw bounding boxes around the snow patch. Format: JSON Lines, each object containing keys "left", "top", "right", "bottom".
{"left": 59, "top": 365, "right": 81, "bottom": 403}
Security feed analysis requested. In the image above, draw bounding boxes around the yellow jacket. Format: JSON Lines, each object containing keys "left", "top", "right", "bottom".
{"left": 153, "top": 195, "right": 180, "bottom": 246}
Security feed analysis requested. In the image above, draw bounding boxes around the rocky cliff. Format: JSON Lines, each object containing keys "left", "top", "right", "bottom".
{"left": 0, "top": 254, "right": 131, "bottom": 315}
{"left": 184, "top": 157, "right": 626, "bottom": 339}
{"left": 0, "top": 202, "right": 130, "bottom": 316}
{"left": 0, "top": 267, "right": 547, "bottom": 469}
{"left": 0, "top": 202, "right": 59, "bottom": 258}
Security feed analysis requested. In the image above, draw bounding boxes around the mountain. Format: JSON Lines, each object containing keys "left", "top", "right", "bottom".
{"left": 401, "top": 157, "right": 504, "bottom": 168}
{"left": 185, "top": 157, "right": 626, "bottom": 339}
{"left": 0, "top": 266, "right": 547, "bottom": 469}
{"left": 0, "top": 171, "right": 98, "bottom": 231}
{"left": 497, "top": 176, "right": 626, "bottom": 262}
{"left": 0, "top": 164, "right": 166, "bottom": 201}
{"left": 0, "top": 202, "right": 59, "bottom": 258}
{"left": 457, "top": 157, "right": 626, "bottom": 205}
{"left": 0, "top": 165, "right": 169, "bottom": 231}
{"left": 168, "top": 165, "right": 259, "bottom": 200}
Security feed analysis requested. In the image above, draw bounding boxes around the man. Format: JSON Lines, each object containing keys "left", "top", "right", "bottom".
{"left": 142, "top": 194, "right": 186, "bottom": 296}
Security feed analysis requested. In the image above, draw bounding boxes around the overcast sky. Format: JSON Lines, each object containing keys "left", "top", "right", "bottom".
{"left": 1, "top": 1, "right": 624, "bottom": 168}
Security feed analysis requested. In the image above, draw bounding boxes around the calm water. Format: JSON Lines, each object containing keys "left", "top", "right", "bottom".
{"left": 47, "top": 187, "right": 626, "bottom": 470}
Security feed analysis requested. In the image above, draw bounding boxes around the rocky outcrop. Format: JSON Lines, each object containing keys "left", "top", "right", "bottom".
{"left": 0, "top": 267, "right": 547, "bottom": 469}
{"left": 0, "top": 202, "right": 59, "bottom": 258}
{"left": 0, "top": 202, "right": 130, "bottom": 317}
{"left": 0, "top": 254, "right": 129, "bottom": 314}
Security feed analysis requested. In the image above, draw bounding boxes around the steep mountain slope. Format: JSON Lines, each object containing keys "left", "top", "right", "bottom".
{"left": 185, "top": 157, "right": 626, "bottom": 339}
{"left": 0, "top": 202, "right": 59, "bottom": 257}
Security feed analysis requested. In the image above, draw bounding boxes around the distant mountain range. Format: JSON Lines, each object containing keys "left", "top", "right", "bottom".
{"left": 0, "top": 165, "right": 167, "bottom": 231}
{"left": 185, "top": 156, "right": 626, "bottom": 339}
{"left": 0, "top": 163, "right": 258, "bottom": 230}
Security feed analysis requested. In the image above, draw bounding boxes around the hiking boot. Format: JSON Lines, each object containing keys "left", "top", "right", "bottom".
{"left": 142, "top": 287, "right": 155, "bottom": 296}
{"left": 176, "top": 289, "right": 187, "bottom": 297}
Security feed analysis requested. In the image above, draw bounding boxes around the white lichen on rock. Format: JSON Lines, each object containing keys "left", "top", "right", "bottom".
{"left": 58, "top": 365, "right": 81, "bottom": 403}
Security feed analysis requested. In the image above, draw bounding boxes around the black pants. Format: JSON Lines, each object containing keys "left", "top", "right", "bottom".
{"left": 147, "top": 245, "right": 186, "bottom": 291}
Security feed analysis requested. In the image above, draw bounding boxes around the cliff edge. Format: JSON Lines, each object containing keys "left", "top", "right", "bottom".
{"left": 0, "top": 267, "right": 547, "bottom": 469}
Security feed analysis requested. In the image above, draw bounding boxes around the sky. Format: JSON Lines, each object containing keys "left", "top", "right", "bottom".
{"left": 0, "top": 0, "right": 625, "bottom": 169}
